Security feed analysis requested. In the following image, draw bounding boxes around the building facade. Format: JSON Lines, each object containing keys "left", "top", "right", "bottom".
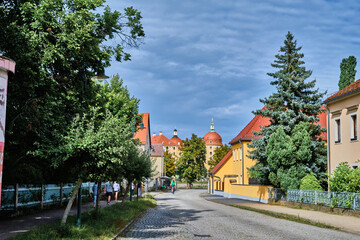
{"left": 324, "top": 79, "right": 360, "bottom": 174}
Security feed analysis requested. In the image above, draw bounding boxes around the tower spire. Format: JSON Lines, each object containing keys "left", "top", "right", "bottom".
{"left": 173, "top": 126, "right": 178, "bottom": 138}
{"left": 210, "top": 118, "right": 215, "bottom": 132}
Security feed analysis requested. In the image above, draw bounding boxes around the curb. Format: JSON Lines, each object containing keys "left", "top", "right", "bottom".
{"left": 200, "top": 194, "right": 339, "bottom": 231}
{"left": 110, "top": 205, "right": 153, "bottom": 240}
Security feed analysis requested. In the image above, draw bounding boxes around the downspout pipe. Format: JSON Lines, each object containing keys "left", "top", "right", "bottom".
{"left": 326, "top": 105, "right": 331, "bottom": 191}
{"left": 240, "top": 140, "right": 245, "bottom": 185}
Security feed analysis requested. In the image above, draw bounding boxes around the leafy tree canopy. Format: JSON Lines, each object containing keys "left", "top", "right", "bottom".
{"left": 330, "top": 162, "right": 360, "bottom": 193}
{"left": 163, "top": 150, "right": 176, "bottom": 178}
{"left": 178, "top": 134, "right": 206, "bottom": 186}
{"left": 208, "top": 144, "right": 231, "bottom": 171}
{"left": 0, "top": 0, "right": 144, "bottom": 184}
{"left": 338, "top": 56, "right": 357, "bottom": 90}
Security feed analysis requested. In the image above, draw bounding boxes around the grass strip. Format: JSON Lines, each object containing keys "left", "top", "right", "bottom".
{"left": 9, "top": 197, "right": 156, "bottom": 240}
{"left": 226, "top": 202, "right": 338, "bottom": 230}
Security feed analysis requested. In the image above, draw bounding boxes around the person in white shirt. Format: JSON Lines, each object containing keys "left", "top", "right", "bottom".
{"left": 113, "top": 181, "right": 120, "bottom": 201}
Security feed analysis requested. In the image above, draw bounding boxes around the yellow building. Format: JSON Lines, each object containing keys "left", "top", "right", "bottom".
{"left": 210, "top": 106, "right": 327, "bottom": 203}
{"left": 210, "top": 110, "right": 272, "bottom": 203}
{"left": 203, "top": 119, "right": 222, "bottom": 170}
{"left": 324, "top": 79, "right": 360, "bottom": 174}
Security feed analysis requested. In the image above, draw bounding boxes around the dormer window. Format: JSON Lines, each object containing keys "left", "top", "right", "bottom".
{"left": 210, "top": 140, "right": 212, "bottom": 143}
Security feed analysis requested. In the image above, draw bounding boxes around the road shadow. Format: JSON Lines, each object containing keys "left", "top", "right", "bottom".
{"left": 121, "top": 201, "right": 214, "bottom": 239}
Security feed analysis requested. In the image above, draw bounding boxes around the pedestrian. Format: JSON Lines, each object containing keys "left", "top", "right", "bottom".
{"left": 171, "top": 178, "right": 176, "bottom": 194}
{"left": 138, "top": 182, "right": 142, "bottom": 197}
{"left": 92, "top": 181, "right": 98, "bottom": 207}
{"left": 130, "top": 182, "right": 134, "bottom": 201}
{"left": 113, "top": 180, "right": 120, "bottom": 201}
{"left": 104, "top": 180, "right": 113, "bottom": 205}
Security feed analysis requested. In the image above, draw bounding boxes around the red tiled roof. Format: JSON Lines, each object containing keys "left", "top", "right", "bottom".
{"left": 324, "top": 79, "right": 360, "bottom": 103}
{"left": 150, "top": 144, "right": 164, "bottom": 157}
{"left": 151, "top": 134, "right": 174, "bottom": 146}
{"left": 229, "top": 106, "right": 270, "bottom": 144}
{"left": 203, "top": 132, "right": 222, "bottom": 145}
{"left": 210, "top": 150, "right": 233, "bottom": 174}
{"left": 133, "top": 113, "right": 151, "bottom": 145}
{"left": 229, "top": 106, "right": 327, "bottom": 145}
{"left": 170, "top": 137, "right": 183, "bottom": 146}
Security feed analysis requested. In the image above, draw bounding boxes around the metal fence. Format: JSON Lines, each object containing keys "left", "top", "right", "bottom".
{"left": 268, "top": 188, "right": 286, "bottom": 201}
{"left": 285, "top": 189, "right": 360, "bottom": 210}
{"left": 1, "top": 182, "right": 101, "bottom": 211}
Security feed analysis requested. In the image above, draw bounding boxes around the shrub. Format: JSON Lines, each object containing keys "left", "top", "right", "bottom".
{"left": 329, "top": 162, "right": 360, "bottom": 193}
{"left": 300, "top": 172, "right": 322, "bottom": 191}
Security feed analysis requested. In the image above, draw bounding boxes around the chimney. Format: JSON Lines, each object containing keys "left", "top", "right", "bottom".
{"left": 152, "top": 132, "right": 156, "bottom": 137}
{"left": 159, "top": 131, "right": 163, "bottom": 135}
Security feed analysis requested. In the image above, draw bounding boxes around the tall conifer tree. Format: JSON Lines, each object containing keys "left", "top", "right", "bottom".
{"left": 338, "top": 56, "right": 357, "bottom": 90}
{"left": 248, "top": 32, "right": 327, "bottom": 187}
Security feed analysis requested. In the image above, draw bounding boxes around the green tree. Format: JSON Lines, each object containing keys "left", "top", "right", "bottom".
{"left": 300, "top": 172, "right": 323, "bottom": 191}
{"left": 163, "top": 151, "right": 176, "bottom": 177}
{"left": 178, "top": 134, "right": 206, "bottom": 188}
{"left": 248, "top": 32, "right": 327, "bottom": 187}
{"left": 208, "top": 144, "right": 231, "bottom": 171}
{"left": 266, "top": 124, "right": 313, "bottom": 191}
{"left": 338, "top": 56, "right": 357, "bottom": 90}
{"left": 329, "top": 162, "right": 360, "bottom": 193}
{"left": 0, "top": 0, "right": 144, "bottom": 184}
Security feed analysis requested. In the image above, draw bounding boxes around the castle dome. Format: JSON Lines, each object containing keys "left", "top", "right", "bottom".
{"left": 203, "top": 132, "right": 222, "bottom": 145}
{"left": 203, "top": 118, "right": 222, "bottom": 145}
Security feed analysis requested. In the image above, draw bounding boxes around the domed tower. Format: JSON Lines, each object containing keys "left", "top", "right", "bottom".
{"left": 169, "top": 127, "right": 183, "bottom": 161}
{"left": 203, "top": 118, "right": 222, "bottom": 170}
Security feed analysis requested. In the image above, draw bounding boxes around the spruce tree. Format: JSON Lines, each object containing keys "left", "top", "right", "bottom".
{"left": 338, "top": 56, "right": 357, "bottom": 90}
{"left": 248, "top": 32, "right": 327, "bottom": 188}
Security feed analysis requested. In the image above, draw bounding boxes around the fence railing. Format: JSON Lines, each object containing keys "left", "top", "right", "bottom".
{"left": 269, "top": 188, "right": 360, "bottom": 210}
{"left": 268, "top": 188, "right": 286, "bottom": 201}
{"left": 1, "top": 182, "right": 102, "bottom": 211}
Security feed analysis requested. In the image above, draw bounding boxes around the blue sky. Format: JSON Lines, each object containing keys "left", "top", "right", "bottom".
{"left": 106, "top": 0, "right": 360, "bottom": 144}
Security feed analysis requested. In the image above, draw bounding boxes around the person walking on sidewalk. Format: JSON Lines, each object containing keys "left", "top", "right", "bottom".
{"left": 171, "top": 178, "right": 176, "bottom": 194}
{"left": 104, "top": 181, "right": 113, "bottom": 205}
{"left": 113, "top": 181, "right": 120, "bottom": 201}
{"left": 92, "top": 182, "right": 98, "bottom": 207}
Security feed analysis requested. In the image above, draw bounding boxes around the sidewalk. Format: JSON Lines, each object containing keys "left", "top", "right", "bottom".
{"left": 0, "top": 199, "right": 119, "bottom": 240}
{"left": 202, "top": 194, "right": 360, "bottom": 236}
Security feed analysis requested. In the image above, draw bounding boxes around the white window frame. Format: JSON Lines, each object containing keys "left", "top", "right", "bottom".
{"left": 334, "top": 117, "right": 341, "bottom": 143}
{"left": 239, "top": 147, "right": 243, "bottom": 160}
{"left": 349, "top": 112, "right": 358, "bottom": 141}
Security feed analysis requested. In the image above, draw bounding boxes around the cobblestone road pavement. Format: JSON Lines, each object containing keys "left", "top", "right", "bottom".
{"left": 119, "top": 190, "right": 360, "bottom": 240}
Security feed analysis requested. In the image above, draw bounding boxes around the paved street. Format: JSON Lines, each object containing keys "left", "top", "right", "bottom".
{"left": 120, "top": 190, "right": 360, "bottom": 240}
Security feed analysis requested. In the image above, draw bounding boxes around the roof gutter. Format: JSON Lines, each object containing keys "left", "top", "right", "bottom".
{"left": 324, "top": 88, "right": 360, "bottom": 104}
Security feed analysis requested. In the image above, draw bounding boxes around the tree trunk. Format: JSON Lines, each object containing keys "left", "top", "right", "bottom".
{"left": 61, "top": 179, "right": 82, "bottom": 226}
{"left": 95, "top": 181, "right": 101, "bottom": 214}
{"left": 121, "top": 181, "right": 130, "bottom": 206}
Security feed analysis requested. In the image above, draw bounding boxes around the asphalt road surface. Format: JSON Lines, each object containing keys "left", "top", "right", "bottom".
{"left": 120, "top": 189, "right": 359, "bottom": 240}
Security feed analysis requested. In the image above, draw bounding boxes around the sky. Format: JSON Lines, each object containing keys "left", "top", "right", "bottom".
{"left": 105, "top": 0, "right": 360, "bottom": 144}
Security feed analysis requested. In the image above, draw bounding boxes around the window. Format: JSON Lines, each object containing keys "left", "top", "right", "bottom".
{"left": 350, "top": 113, "right": 358, "bottom": 141}
{"left": 210, "top": 146, "right": 212, "bottom": 150}
{"left": 351, "top": 163, "right": 359, "bottom": 169}
{"left": 210, "top": 152, "right": 212, "bottom": 156}
{"left": 210, "top": 140, "right": 212, "bottom": 143}
{"left": 334, "top": 118, "right": 341, "bottom": 143}
{"left": 239, "top": 147, "right": 243, "bottom": 160}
